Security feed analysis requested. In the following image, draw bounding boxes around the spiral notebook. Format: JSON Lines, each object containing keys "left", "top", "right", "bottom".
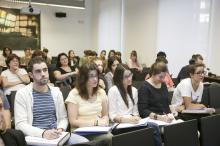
{"left": 25, "top": 132, "right": 70, "bottom": 146}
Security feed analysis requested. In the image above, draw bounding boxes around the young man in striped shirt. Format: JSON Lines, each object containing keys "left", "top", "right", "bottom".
{"left": 14, "top": 57, "right": 88, "bottom": 145}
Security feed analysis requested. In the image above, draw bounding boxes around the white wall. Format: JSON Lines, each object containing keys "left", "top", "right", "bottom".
{"left": 156, "top": 0, "right": 211, "bottom": 77}
{"left": 208, "top": 0, "right": 220, "bottom": 75}
{"left": 123, "top": 0, "right": 158, "bottom": 66}
{"left": 92, "top": 0, "right": 122, "bottom": 55}
{"left": 0, "top": 0, "right": 93, "bottom": 57}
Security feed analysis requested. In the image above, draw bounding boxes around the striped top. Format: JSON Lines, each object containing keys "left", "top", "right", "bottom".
{"left": 32, "top": 89, "right": 57, "bottom": 129}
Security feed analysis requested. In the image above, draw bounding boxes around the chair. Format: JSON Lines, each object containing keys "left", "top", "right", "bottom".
{"left": 201, "top": 83, "right": 211, "bottom": 107}
{"left": 132, "top": 81, "right": 144, "bottom": 90}
{"left": 163, "top": 119, "right": 199, "bottom": 146}
{"left": 60, "top": 86, "right": 72, "bottom": 101}
{"left": 112, "top": 128, "right": 155, "bottom": 146}
{"left": 200, "top": 114, "right": 220, "bottom": 146}
{"left": 208, "top": 83, "right": 220, "bottom": 109}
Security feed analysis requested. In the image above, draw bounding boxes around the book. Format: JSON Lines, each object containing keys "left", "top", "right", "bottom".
{"left": 113, "top": 118, "right": 148, "bottom": 129}
{"left": 25, "top": 132, "right": 70, "bottom": 146}
{"left": 181, "top": 108, "right": 215, "bottom": 114}
{"left": 146, "top": 117, "right": 184, "bottom": 126}
{"left": 73, "top": 126, "right": 112, "bottom": 135}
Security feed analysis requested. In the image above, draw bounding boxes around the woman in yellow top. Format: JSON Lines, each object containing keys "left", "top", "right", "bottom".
{"left": 65, "top": 62, "right": 111, "bottom": 143}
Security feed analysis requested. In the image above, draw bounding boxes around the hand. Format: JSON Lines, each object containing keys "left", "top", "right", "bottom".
{"left": 42, "top": 129, "right": 61, "bottom": 140}
{"left": 175, "top": 105, "right": 185, "bottom": 112}
{"left": 97, "top": 118, "right": 109, "bottom": 126}
{"left": 158, "top": 114, "right": 174, "bottom": 123}
{"left": 121, "top": 115, "right": 140, "bottom": 124}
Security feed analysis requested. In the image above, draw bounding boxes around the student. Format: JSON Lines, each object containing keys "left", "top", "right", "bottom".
{"left": 54, "top": 53, "right": 78, "bottom": 87}
{"left": 1, "top": 54, "right": 30, "bottom": 96}
{"left": 65, "top": 62, "right": 111, "bottom": 143}
{"left": 177, "top": 54, "right": 203, "bottom": 82}
{"left": 14, "top": 57, "right": 88, "bottom": 144}
{"left": 172, "top": 63, "right": 206, "bottom": 111}
{"left": 138, "top": 62, "right": 174, "bottom": 123}
{"left": 115, "top": 51, "right": 122, "bottom": 63}
{"left": 105, "top": 56, "right": 120, "bottom": 91}
{"left": 127, "top": 50, "right": 143, "bottom": 72}
{"left": 0, "top": 90, "right": 11, "bottom": 129}
{"left": 42, "top": 48, "right": 51, "bottom": 65}
{"left": 155, "top": 57, "right": 174, "bottom": 90}
{"left": 92, "top": 57, "right": 108, "bottom": 92}
{"left": 0, "top": 92, "right": 27, "bottom": 146}
{"left": 20, "top": 47, "right": 32, "bottom": 67}
{"left": 108, "top": 64, "right": 162, "bottom": 146}
{"left": 0, "top": 47, "right": 12, "bottom": 68}
{"left": 68, "top": 50, "right": 79, "bottom": 68}
{"left": 107, "top": 50, "right": 115, "bottom": 60}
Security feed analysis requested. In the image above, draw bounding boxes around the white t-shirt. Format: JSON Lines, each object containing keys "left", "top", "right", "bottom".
{"left": 108, "top": 85, "right": 139, "bottom": 121}
{"left": 171, "top": 78, "right": 203, "bottom": 107}
{"left": 1, "top": 68, "right": 27, "bottom": 95}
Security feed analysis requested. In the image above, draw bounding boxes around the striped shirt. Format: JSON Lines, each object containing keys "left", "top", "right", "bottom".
{"left": 32, "top": 89, "right": 57, "bottom": 129}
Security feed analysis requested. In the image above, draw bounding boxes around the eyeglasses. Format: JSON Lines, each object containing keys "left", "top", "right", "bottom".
{"left": 194, "top": 71, "right": 206, "bottom": 75}
{"left": 88, "top": 74, "right": 98, "bottom": 79}
{"left": 124, "top": 73, "right": 133, "bottom": 79}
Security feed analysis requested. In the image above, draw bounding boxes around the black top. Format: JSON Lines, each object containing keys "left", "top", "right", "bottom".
{"left": 177, "top": 65, "right": 190, "bottom": 83}
{"left": 138, "top": 81, "right": 170, "bottom": 118}
{"left": 55, "top": 67, "right": 76, "bottom": 87}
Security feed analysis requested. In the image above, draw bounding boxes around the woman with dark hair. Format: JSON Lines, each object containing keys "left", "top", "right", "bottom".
{"left": 108, "top": 64, "right": 139, "bottom": 123}
{"left": 104, "top": 56, "right": 120, "bottom": 91}
{"left": 172, "top": 64, "right": 211, "bottom": 112}
{"left": 65, "top": 62, "right": 111, "bottom": 143}
{"left": 138, "top": 62, "right": 175, "bottom": 123}
{"left": 115, "top": 51, "right": 122, "bottom": 63}
{"left": 54, "top": 53, "right": 78, "bottom": 87}
{"left": 1, "top": 54, "right": 30, "bottom": 96}
{"left": 0, "top": 47, "right": 12, "bottom": 68}
{"left": 127, "top": 50, "right": 143, "bottom": 72}
{"left": 108, "top": 64, "right": 162, "bottom": 146}
{"left": 107, "top": 50, "right": 115, "bottom": 60}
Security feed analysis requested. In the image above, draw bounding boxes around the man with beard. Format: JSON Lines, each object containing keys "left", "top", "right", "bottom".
{"left": 14, "top": 57, "right": 88, "bottom": 145}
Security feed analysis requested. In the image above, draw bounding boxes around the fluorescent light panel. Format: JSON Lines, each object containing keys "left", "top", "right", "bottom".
{"left": 4, "top": 0, "right": 85, "bottom": 9}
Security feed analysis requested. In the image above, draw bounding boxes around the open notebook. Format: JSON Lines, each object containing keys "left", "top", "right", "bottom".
{"left": 25, "top": 132, "right": 70, "bottom": 146}
{"left": 113, "top": 118, "right": 148, "bottom": 129}
{"left": 181, "top": 108, "right": 215, "bottom": 114}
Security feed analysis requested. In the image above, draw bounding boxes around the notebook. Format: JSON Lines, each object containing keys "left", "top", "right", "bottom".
{"left": 73, "top": 126, "right": 112, "bottom": 135}
{"left": 182, "top": 108, "right": 215, "bottom": 114}
{"left": 25, "top": 132, "right": 70, "bottom": 146}
{"left": 113, "top": 117, "right": 148, "bottom": 129}
{"left": 146, "top": 117, "right": 183, "bottom": 126}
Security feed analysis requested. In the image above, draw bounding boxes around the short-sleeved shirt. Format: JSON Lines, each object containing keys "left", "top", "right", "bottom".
{"left": 171, "top": 78, "right": 203, "bottom": 107}
{"left": 65, "top": 88, "right": 107, "bottom": 129}
{"left": 1, "top": 68, "right": 27, "bottom": 95}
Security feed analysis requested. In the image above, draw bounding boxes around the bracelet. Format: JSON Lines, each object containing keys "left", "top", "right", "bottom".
{"left": 96, "top": 119, "right": 98, "bottom": 126}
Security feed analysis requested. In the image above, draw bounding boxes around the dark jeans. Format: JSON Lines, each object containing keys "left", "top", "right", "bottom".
{"left": 147, "top": 122, "right": 163, "bottom": 146}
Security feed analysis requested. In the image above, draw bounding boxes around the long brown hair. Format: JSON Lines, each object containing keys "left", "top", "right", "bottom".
{"left": 113, "top": 64, "right": 134, "bottom": 107}
{"left": 76, "top": 62, "right": 99, "bottom": 100}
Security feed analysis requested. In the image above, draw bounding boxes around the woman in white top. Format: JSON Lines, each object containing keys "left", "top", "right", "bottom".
{"left": 1, "top": 54, "right": 30, "bottom": 96}
{"left": 108, "top": 64, "right": 162, "bottom": 146}
{"left": 172, "top": 63, "right": 206, "bottom": 111}
{"left": 108, "top": 64, "right": 140, "bottom": 123}
{"left": 127, "top": 50, "right": 143, "bottom": 72}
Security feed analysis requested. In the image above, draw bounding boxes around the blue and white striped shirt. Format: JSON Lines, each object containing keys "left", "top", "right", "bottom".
{"left": 32, "top": 89, "right": 57, "bottom": 129}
